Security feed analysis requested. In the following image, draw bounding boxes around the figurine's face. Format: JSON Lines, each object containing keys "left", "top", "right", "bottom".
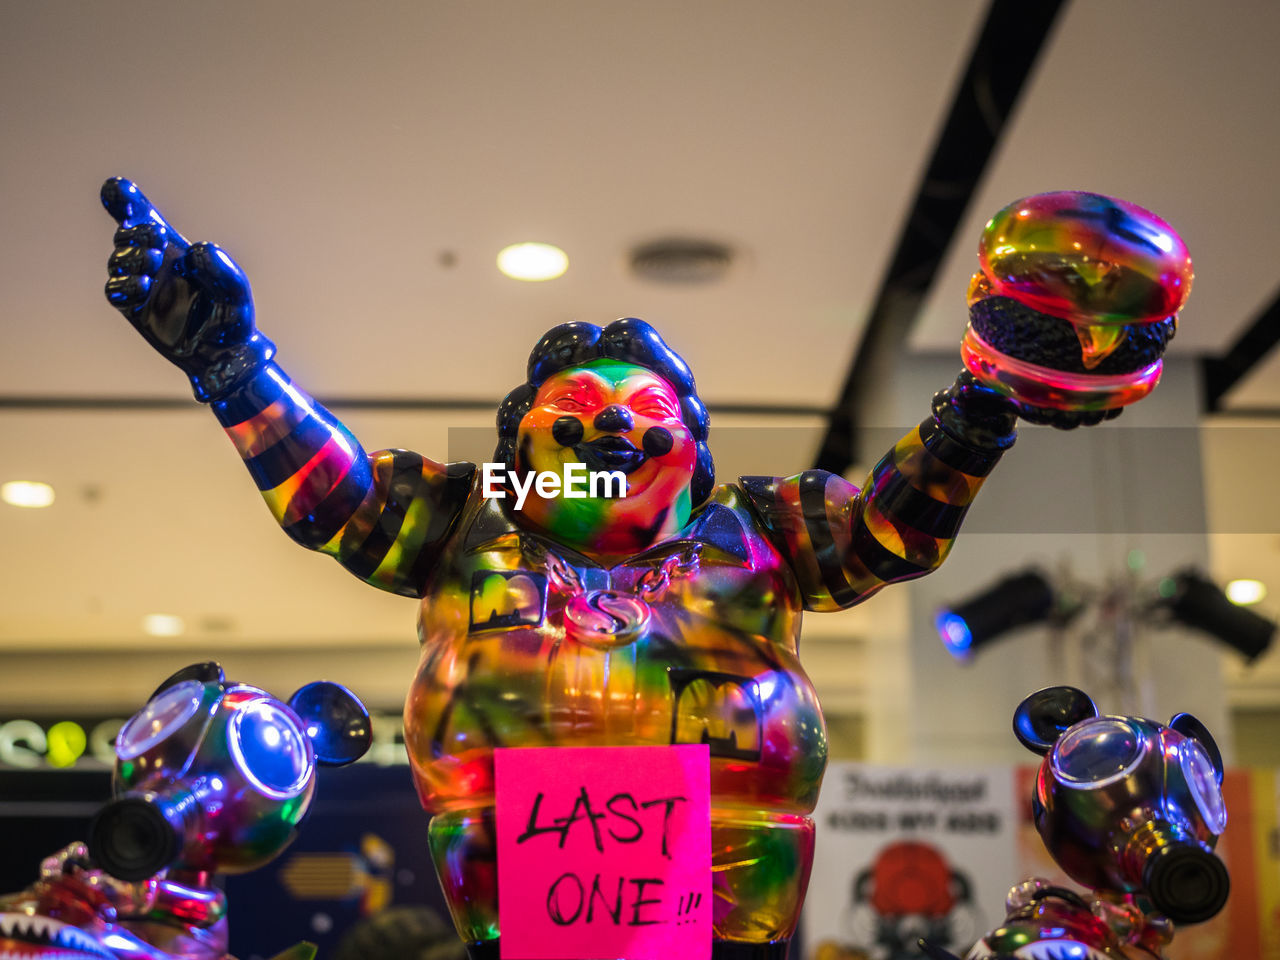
{"left": 513, "top": 359, "right": 697, "bottom": 555}
{"left": 111, "top": 680, "right": 317, "bottom": 873}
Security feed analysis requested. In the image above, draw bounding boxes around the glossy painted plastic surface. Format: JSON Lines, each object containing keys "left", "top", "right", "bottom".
{"left": 961, "top": 323, "right": 1162, "bottom": 411}
{"left": 964, "top": 190, "right": 1190, "bottom": 411}
{"left": 99, "top": 180, "right": 1036, "bottom": 952}
{"left": 101, "top": 178, "right": 274, "bottom": 402}
{"left": 1019, "top": 690, "right": 1229, "bottom": 925}
{"left": 409, "top": 480, "right": 824, "bottom": 945}
{"left": 0, "top": 665, "right": 368, "bottom": 960}
{"left": 958, "top": 880, "right": 1175, "bottom": 959}
{"left": 937, "top": 687, "right": 1231, "bottom": 960}
{"left": 978, "top": 191, "right": 1192, "bottom": 327}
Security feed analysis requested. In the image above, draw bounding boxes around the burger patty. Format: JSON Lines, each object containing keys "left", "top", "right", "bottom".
{"left": 969, "top": 296, "right": 1176, "bottom": 376}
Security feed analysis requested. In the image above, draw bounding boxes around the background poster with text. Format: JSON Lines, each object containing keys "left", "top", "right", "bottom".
{"left": 803, "top": 762, "right": 1015, "bottom": 960}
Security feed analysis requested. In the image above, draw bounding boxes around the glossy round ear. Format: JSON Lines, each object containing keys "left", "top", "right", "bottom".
{"left": 288, "top": 681, "right": 372, "bottom": 766}
{"left": 1013, "top": 686, "right": 1097, "bottom": 755}
{"left": 148, "top": 661, "right": 224, "bottom": 701}
{"left": 1170, "top": 712, "right": 1224, "bottom": 784}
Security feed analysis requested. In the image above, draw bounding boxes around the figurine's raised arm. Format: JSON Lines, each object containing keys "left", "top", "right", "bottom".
{"left": 741, "top": 372, "right": 1018, "bottom": 611}
{"left": 743, "top": 191, "right": 1189, "bottom": 613}
{"left": 102, "top": 179, "right": 472, "bottom": 597}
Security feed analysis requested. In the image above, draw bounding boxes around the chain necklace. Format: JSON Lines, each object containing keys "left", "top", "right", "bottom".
{"left": 540, "top": 544, "right": 702, "bottom": 649}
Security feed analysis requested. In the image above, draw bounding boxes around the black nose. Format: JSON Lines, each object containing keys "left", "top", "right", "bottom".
{"left": 593, "top": 405, "right": 633, "bottom": 433}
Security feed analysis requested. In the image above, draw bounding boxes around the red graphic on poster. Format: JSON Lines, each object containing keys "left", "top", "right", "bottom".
{"left": 846, "top": 841, "right": 978, "bottom": 959}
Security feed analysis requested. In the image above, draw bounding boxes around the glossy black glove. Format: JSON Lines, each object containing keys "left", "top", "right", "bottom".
{"left": 931, "top": 371, "right": 1019, "bottom": 453}
{"left": 102, "top": 178, "right": 274, "bottom": 401}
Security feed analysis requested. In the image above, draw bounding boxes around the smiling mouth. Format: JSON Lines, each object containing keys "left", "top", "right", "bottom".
{"left": 575, "top": 437, "right": 647, "bottom": 474}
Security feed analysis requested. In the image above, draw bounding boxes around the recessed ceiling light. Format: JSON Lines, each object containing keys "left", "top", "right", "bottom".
{"left": 1226, "top": 579, "right": 1267, "bottom": 606}
{"left": 142, "top": 613, "right": 185, "bottom": 637}
{"left": 497, "top": 242, "right": 568, "bottom": 281}
{"left": 2, "top": 480, "right": 55, "bottom": 508}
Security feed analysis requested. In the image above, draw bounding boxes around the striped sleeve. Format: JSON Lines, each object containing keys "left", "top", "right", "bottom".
{"left": 741, "top": 417, "right": 1004, "bottom": 612}
{"left": 210, "top": 363, "right": 473, "bottom": 599}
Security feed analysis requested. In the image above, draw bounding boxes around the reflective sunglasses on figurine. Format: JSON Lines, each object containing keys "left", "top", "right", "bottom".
{"left": 1013, "top": 685, "right": 1229, "bottom": 925}
{"left": 88, "top": 661, "right": 371, "bottom": 881}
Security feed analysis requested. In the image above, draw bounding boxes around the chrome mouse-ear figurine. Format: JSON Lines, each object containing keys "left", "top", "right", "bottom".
{"left": 96, "top": 178, "right": 1190, "bottom": 960}
{"left": 0, "top": 662, "right": 371, "bottom": 960}
{"left": 921, "top": 685, "right": 1228, "bottom": 959}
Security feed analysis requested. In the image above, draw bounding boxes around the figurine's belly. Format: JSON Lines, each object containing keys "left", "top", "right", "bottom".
{"left": 404, "top": 600, "right": 824, "bottom": 945}
{"left": 402, "top": 538, "right": 825, "bottom": 944}
{"left": 403, "top": 601, "right": 826, "bottom": 817}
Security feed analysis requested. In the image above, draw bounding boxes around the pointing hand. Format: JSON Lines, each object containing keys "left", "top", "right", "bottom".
{"left": 102, "top": 178, "right": 273, "bottom": 401}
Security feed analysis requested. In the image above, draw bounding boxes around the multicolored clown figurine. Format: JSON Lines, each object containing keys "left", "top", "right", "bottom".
{"left": 920, "top": 685, "right": 1229, "bottom": 960}
{"left": 97, "top": 180, "right": 1191, "bottom": 960}
{"left": 0, "top": 663, "right": 371, "bottom": 960}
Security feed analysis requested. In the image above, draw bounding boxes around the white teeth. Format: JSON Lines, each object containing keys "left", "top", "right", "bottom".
{"left": 54, "top": 926, "right": 106, "bottom": 955}
{"left": 0, "top": 914, "right": 54, "bottom": 940}
{"left": 0, "top": 913, "right": 64, "bottom": 941}
{"left": 0, "top": 912, "right": 114, "bottom": 960}
{"left": 1014, "top": 942, "right": 1111, "bottom": 960}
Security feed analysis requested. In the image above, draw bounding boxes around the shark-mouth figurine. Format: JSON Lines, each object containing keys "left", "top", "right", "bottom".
{"left": 0, "top": 909, "right": 117, "bottom": 960}
{"left": 0, "top": 664, "right": 370, "bottom": 960}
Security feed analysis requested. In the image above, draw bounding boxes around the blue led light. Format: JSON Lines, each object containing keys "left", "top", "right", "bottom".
{"left": 935, "top": 611, "right": 973, "bottom": 657}
{"left": 228, "top": 700, "right": 312, "bottom": 799}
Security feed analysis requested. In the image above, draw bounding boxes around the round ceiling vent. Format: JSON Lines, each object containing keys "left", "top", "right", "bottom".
{"left": 629, "top": 238, "right": 734, "bottom": 284}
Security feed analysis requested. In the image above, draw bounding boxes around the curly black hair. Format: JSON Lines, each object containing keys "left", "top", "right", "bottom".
{"left": 493, "top": 318, "right": 715, "bottom": 505}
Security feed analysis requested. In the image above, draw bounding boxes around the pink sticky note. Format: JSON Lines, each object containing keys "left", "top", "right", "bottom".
{"left": 495, "top": 744, "right": 711, "bottom": 960}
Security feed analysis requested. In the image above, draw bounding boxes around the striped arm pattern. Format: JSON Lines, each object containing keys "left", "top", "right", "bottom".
{"left": 742, "top": 417, "right": 1005, "bottom": 612}
{"left": 210, "top": 363, "right": 474, "bottom": 598}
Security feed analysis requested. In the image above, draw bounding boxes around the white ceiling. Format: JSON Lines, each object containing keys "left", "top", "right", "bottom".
{"left": 912, "top": 0, "right": 1280, "bottom": 360}
{"left": 3, "top": 1, "right": 1279, "bottom": 713}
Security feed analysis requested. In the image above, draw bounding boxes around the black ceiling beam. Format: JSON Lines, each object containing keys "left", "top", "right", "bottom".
{"left": 813, "top": 0, "right": 1069, "bottom": 475}
{"left": 1202, "top": 284, "right": 1280, "bottom": 412}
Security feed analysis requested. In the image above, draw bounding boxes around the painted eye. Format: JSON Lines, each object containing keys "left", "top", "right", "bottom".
{"left": 1179, "top": 738, "right": 1227, "bottom": 833}
{"left": 1051, "top": 717, "right": 1145, "bottom": 787}
{"left": 228, "top": 700, "right": 313, "bottom": 798}
{"left": 629, "top": 391, "right": 678, "bottom": 419}
{"left": 634, "top": 401, "right": 677, "bottom": 419}
{"left": 116, "top": 680, "right": 204, "bottom": 760}
{"left": 552, "top": 396, "right": 585, "bottom": 412}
